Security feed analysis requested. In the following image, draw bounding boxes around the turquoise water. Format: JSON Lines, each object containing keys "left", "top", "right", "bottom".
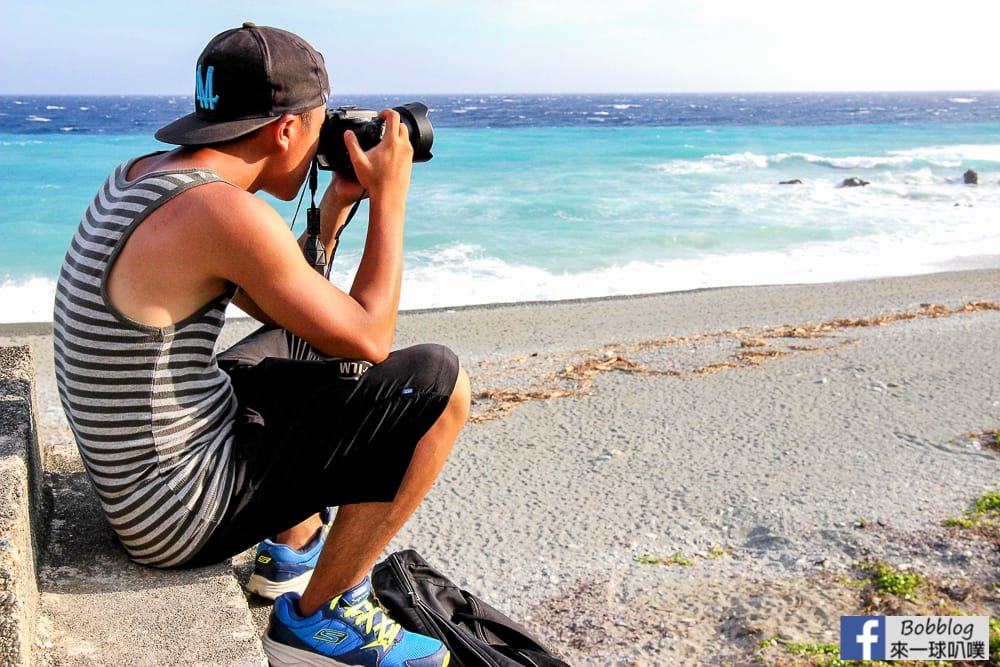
{"left": 3, "top": 93, "right": 1000, "bottom": 322}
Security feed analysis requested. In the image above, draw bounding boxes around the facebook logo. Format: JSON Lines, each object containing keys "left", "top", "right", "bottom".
{"left": 841, "top": 616, "right": 886, "bottom": 660}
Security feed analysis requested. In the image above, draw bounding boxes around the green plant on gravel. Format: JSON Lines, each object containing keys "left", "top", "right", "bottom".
{"left": 636, "top": 545, "right": 730, "bottom": 567}
{"left": 635, "top": 552, "right": 693, "bottom": 566}
{"left": 836, "top": 574, "right": 866, "bottom": 590}
{"left": 972, "top": 492, "right": 1000, "bottom": 514}
{"left": 756, "top": 635, "right": 874, "bottom": 665}
{"left": 945, "top": 491, "right": 1000, "bottom": 537}
{"left": 854, "top": 561, "right": 925, "bottom": 599}
{"left": 707, "top": 545, "right": 728, "bottom": 559}
{"left": 785, "top": 641, "right": 840, "bottom": 657}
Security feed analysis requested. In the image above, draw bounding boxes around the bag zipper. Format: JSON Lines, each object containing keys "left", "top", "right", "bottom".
{"left": 388, "top": 554, "right": 426, "bottom": 617}
{"left": 386, "top": 554, "right": 500, "bottom": 666}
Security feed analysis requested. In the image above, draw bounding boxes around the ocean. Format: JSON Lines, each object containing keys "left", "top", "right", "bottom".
{"left": 2, "top": 92, "right": 999, "bottom": 323}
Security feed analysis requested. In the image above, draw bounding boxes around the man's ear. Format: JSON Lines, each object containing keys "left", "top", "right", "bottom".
{"left": 269, "top": 114, "right": 299, "bottom": 152}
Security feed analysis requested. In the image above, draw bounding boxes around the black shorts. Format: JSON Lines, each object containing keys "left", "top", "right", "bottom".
{"left": 180, "top": 325, "right": 460, "bottom": 568}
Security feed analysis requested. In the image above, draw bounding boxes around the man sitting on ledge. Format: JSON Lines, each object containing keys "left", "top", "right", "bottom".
{"left": 52, "top": 22, "right": 469, "bottom": 667}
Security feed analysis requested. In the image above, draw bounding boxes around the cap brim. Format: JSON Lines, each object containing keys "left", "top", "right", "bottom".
{"left": 154, "top": 112, "right": 279, "bottom": 146}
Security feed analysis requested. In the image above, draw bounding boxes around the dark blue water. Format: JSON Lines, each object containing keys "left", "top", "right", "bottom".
{"left": 4, "top": 91, "right": 1000, "bottom": 134}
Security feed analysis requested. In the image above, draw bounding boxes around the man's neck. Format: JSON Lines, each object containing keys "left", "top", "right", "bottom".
{"left": 130, "top": 144, "right": 267, "bottom": 193}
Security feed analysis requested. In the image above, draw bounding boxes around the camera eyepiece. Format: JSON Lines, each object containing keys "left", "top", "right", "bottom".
{"left": 315, "top": 101, "right": 434, "bottom": 176}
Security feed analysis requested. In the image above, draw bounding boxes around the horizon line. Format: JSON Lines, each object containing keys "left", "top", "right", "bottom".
{"left": 2, "top": 89, "right": 999, "bottom": 98}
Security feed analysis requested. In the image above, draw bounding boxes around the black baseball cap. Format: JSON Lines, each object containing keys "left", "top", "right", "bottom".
{"left": 155, "top": 22, "right": 330, "bottom": 146}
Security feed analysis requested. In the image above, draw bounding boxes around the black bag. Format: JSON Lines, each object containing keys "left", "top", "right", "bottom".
{"left": 371, "top": 549, "right": 571, "bottom": 667}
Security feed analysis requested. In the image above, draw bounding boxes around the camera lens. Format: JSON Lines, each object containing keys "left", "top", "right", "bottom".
{"left": 394, "top": 102, "right": 434, "bottom": 163}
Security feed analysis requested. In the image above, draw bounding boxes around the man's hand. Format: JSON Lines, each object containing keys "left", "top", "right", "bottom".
{"left": 317, "top": 169, "right": 367, "bottom": 242}
{"left": 324, "top": 169, "right": 367, "bottom": 208}
{"left": 343, "top": 109, "right": 413, "bottom": 199}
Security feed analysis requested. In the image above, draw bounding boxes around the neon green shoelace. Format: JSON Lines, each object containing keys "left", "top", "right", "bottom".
{"left": 338, "top": 598, "right": 401, "bottom": 651}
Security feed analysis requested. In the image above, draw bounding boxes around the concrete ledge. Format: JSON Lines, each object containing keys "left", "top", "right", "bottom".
{"left": 13, "top": 340, "right": 267, "bottom": 666}
{"left": 0, "top": 346, "right": 46, "bottom": 667}
{"left": 38, "top": 459, "right": 268, "bottom": 665}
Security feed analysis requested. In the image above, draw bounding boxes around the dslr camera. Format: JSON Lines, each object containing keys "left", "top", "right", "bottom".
{"left": 315, "top": 101, "right": 434, "bottom": 177}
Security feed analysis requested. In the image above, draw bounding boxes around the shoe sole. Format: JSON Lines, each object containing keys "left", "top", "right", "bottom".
{"left": 262, "top": 634, "right": 356, "bottom": 666}
{"left": 263, "top": 635, "right": 451, "bottom": 667}
{"left": 246, "top": 570, "right": 313, "bottom": 600}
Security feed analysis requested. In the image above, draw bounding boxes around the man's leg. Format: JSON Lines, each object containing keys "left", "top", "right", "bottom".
{"left": 222, "top": 325, "right": 335, "bottom": 596}
{"left": 297, "top": 365, "right": 470, "bottom": 616}
{"left": 274, "top": 514, "right": 325, "bottom": 550}
{"left": 189, "top": 342, "right": 465, "bottom": 594}
{"left": 239, "top": 345, "right": 466, "bottom": 666}
{"left": 224, "top": 325, "right": 350, "bottom": 554}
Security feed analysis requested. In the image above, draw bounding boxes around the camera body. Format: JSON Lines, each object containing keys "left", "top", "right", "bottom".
{"left": 316, "top": 101, "right": 434, "bottom": 177}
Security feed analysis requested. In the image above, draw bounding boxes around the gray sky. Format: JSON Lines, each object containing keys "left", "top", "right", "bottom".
{"left": 3, "top": 0, "right": 998, "bottom": 95}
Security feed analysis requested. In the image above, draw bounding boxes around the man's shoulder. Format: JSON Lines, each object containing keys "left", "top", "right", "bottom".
{"left": 168, "top": 181, "right": 293, "bottom": 253}
{"left": 174, "top": 179, "right": 269, "bottom": 218}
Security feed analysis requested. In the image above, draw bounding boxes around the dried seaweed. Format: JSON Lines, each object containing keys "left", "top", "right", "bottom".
{"left": 468, "top": 300, "right": 999, "bottom": 422}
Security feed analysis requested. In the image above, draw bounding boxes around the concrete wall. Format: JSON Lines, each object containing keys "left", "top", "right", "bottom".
{"left": 0, "top": 347, "right": 45, "bottom": 667}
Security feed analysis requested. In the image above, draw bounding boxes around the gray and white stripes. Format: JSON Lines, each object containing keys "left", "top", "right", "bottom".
{"left": 53, "top": 157, "right": 237, "bottom": 567}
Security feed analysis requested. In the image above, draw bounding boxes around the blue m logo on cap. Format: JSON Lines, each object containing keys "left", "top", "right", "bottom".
{"left": 196, "top": 65, "right": 219, "bottom": 110}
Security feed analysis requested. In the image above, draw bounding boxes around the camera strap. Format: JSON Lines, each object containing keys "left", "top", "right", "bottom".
{"left": 302, "top": 159, "right": 366, "bottom": 278}
{"left": 303, "top": 160, "right": 329, "bottom": 278}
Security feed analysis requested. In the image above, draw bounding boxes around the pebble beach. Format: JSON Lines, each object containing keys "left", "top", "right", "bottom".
{"left": 5, "top": 268, "right": 1000, "bottom": 665}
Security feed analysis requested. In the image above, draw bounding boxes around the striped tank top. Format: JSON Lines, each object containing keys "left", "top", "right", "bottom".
{"left": 53, "top": 155, "right": 238, "bottom": 567}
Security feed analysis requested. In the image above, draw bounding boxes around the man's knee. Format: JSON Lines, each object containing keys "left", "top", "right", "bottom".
{"left": 449, "top": 366, "right": 471, "bottom": 422}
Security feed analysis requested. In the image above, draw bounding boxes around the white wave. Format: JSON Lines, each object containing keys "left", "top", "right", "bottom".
{"left": 388, "top": 228, "right": 1000, "bottom": 312}
{"left": 889, "top": 144, "right": 1000, "bottom": 165}
{"left": 653, "top": 159, "right": 719, "bottom": 175}
{"left": 709, "top": 152, "right": 770, "bottom": 169}
{"left": 663, "top": 146, "right": 999, "bottom": 177}
{"left": 655, "top": 152, "right": 770, "bottom": 175}
{"left": 949, "top": 97, "right": 976, "bottom": 104}
{"left": 0, "top": 277, "right": 56, "bottom": 323}
{"left": 768, "top": 151, "right": 914, "bottom": 170}
{"left": 26, "top": 115, "right": 52, "bottom": 123}
{"left": 6, "top": 224, "right": 999, "bottom": 324}
{"left": 45, "top": 105, "right": 66, "bottom": 110}
{"left": 807, "top": 154, "right": 913, "bottom": 170}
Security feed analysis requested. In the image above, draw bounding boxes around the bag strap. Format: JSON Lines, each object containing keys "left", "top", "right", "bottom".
{"left": 453, "top": 612, "right": 570, "bottom": 667}
{"left": 452, "top": 611, "right": 551, "bottom": 653}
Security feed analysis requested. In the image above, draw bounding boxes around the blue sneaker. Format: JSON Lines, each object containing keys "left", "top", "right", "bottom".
{"left": 246, "top": 508, "right": 334, "bottom": 600}
{"left": 263, "top": 578, "right": 450, "bottom": 667}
